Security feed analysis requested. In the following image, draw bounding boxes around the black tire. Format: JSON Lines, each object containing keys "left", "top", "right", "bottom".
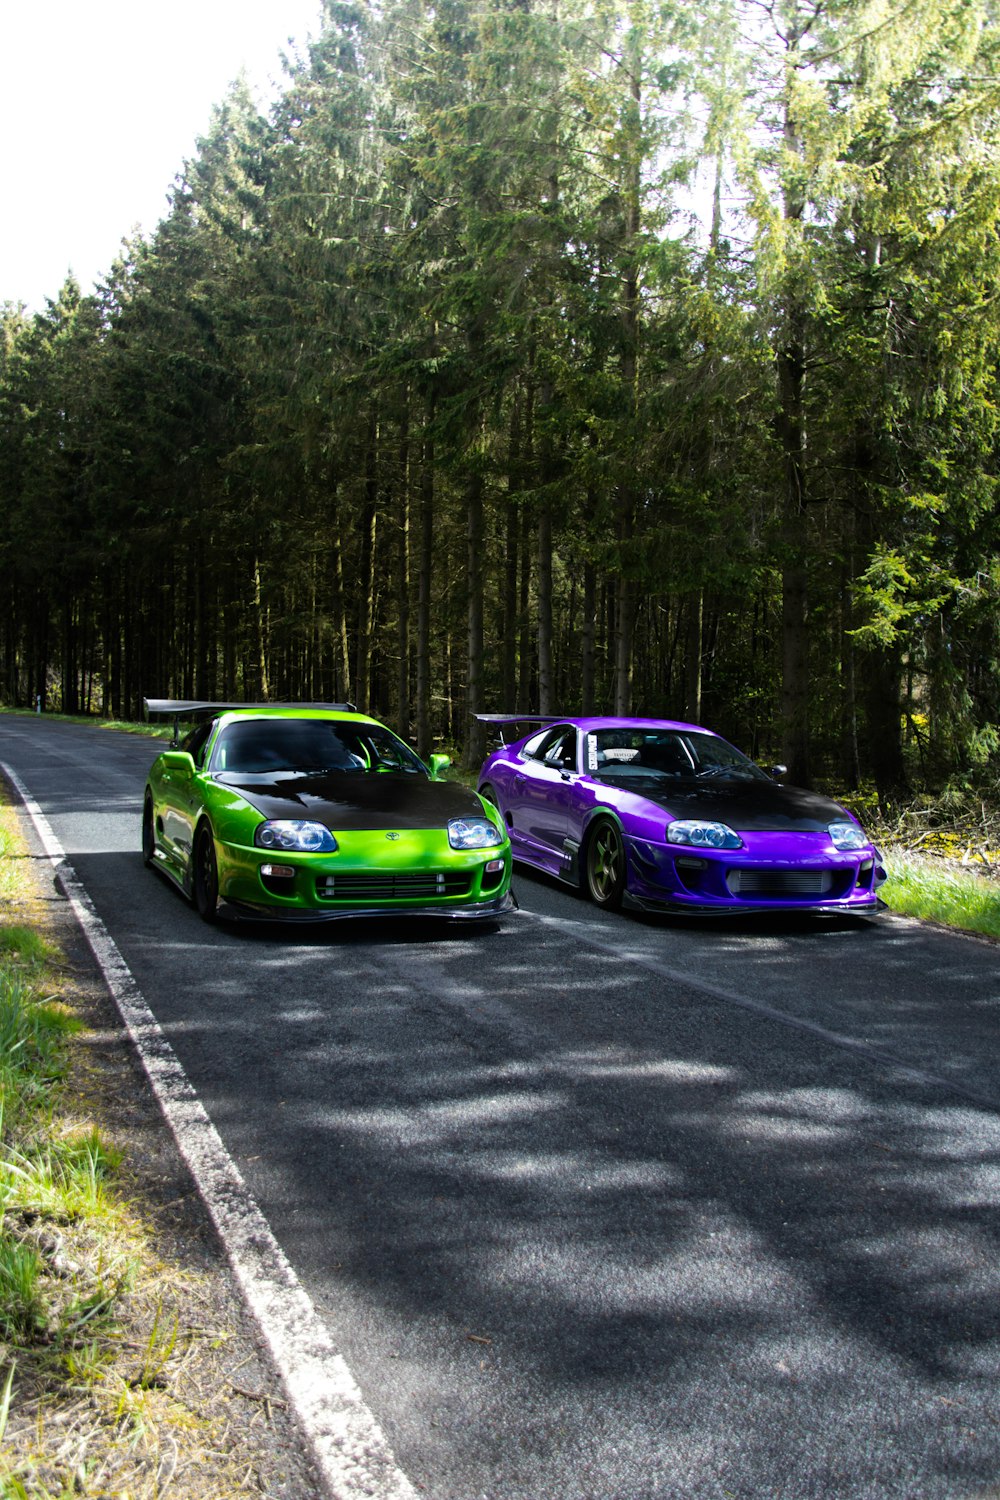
{"left": 585, "top": 819, "right": 626, "bottom": 910}
{"left": 479, "top": 782, "right": 499, "bottom": 809}
{"left": 141, "top": 796, "right": 156, "bottom": 868}
{"left": 193, "top": 823, "right": 220, "bottom": 923}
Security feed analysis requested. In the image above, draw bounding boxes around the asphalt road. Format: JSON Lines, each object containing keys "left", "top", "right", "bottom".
{"left": 4, "top": 712, "right": 1000, "bottom": 1500}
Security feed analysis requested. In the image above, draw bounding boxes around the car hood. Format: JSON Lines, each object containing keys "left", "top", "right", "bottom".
{"left": 214, "top": 770, "right": 487, "bottom": 831}
{"left": 619, "top": 776, "right": 853, "bottom": 833}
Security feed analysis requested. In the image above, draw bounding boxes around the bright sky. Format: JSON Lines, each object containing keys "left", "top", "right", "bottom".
{"left": 1, "top": 0, "right": 325, "bottom": 312}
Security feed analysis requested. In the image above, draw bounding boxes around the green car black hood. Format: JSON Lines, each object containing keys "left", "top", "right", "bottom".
{"left": 214, "top": 769, "right": 487, "bottom": 831}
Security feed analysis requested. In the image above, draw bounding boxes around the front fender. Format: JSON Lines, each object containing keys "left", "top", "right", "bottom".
{"left": 196, "top": 783, "right": 261, "bottom": 849}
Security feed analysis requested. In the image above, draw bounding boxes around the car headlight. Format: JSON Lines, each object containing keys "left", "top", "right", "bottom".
{"left": 448, "top": 817, "right": 504, "bottom": 850}
{"left": 254, "top": 820, "right": 337, "bottom": 853}
{"left": 666, "top": 819, "right": 742, "bottom": 850}
{"left": 829, "top": 821, "right": 868, "bottom": 851}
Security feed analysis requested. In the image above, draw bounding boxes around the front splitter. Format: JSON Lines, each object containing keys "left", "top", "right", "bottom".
{"left": 623, "top": 890, "right": 887, "bottom": 918}
{"left": 219, "top": 891, "right": 516, "bottom": 924}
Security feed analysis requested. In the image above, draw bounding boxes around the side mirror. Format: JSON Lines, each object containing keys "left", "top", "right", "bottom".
{"left": 769, "top": 764, "right": 787, "bottom": 781}
{"left": 428, "top": 753, "right": 451, "bottom": 779}
{"left": 161, "top": 750, "right": 196, "bottom": 773}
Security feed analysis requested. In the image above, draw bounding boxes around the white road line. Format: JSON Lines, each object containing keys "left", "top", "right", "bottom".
{"left": 2, "top": 762, "right": 417, "bottom": 1500}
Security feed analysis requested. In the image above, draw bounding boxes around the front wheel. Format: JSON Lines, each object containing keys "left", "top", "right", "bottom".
{"left": 141, "top": 796, "right": 156, "bottom": 867}
{"left": 193, "top": 823, "right": 219, "bottom": 923}
{"left": 585, "top": 819, "right": 626, "bottom": 910}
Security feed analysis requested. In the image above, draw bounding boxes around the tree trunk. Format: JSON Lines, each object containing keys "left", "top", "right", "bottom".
{"left": 464, "top": 457, "right": 486, "bottom": 770}
{"left": 396, "top": 406, "right": 411, "bottom": 737}
{"left": 416, "top": 413, "right": 435, "bottom": 759}
{"left": 684, "top": 591, "right": 703, "bottom": 723}
{"left": 778, "top": 33, "right": 810, "bottom": 785}
{"left": 502, "top": 389, "right": 523, "bottom": 710}
{"left": 252, "top": 556, "right": 270, "bottom": 701}
{"left": 613, "top": 38, "right": 642, "bottom": 717}
{"left": 328, "top": 488, "right": 351, "bottom": 705}
{"left": 537, "top": 502, "right": 553, "bottom": 714}
{"left": 582, "top": 556, "right": 596, "bottom": 714}
{"left": 863, "top": 645, "right": 906, "bottom": 802}
{"left": 613, "top": 575, "right": 633, "bottom": 716}
{"left": 354, "top": 418, "right": 378, "bottom": 713}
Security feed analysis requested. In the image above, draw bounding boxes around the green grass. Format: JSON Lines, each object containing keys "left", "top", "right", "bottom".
{"left": 0, "top": 704, "right": 170, "bottom": 739}
{"left": 0, "top": 1238, "right": 46, "bottom": 1342}
{"left": 881, "top": 848, "right": 1000, "bottom": 941}
{"left": 0, "top": 924, "right": 57, "bottom": 968}
{"left": 0, "top": 959, "right": 126, "bottom": 1330}
{"left": 0, "top": 788, "right": 287, "bottom": 1500}
{"left": 0, "top": 798, "right": 145, "bottom": 1493}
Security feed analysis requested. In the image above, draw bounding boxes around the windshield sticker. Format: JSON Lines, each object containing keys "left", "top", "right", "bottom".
{"left": 587, "top": 734, "right": 598, "bottom": 771}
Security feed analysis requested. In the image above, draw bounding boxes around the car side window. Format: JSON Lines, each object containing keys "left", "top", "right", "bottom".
{"left": 542, "top": 730, "right": 578, "bottom": 771}
{"left": 180, "top": 720, "right": 214, "bottom": 768}
{"left": 521, "top": 728, "right": 554, "bottom": 760}
{"left": 361, "top": 730, "right": 416, "bottom": 772}
{"left": 522, "top": 726, "right": 571, "bottom": 764}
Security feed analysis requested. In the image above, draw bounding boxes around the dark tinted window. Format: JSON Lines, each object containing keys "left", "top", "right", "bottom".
{"left": 210, "top": 719, "right": 425, "bottom": 776}
{"left": 180, "top": 720, "right": 214, "bottom": 768}
{"left": 522, "top": 725, "right": 574, "bottom": 763}
{"left": 542, "top": 730, "right": 578, "bottom": 770}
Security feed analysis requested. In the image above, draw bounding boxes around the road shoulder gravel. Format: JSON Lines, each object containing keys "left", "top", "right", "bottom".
{"left": 1, "top": 772, "right": 325, "bottom": 1499}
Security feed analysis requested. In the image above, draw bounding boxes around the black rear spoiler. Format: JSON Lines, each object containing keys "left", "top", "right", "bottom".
{"left": 144, "top": 698, "right": 360, "bottom": 745}
{"left": 474, "top": 713, "right": 565, "bottom": 746}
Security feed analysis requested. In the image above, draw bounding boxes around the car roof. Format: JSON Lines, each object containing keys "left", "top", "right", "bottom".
{"left": 530, "top": 716, "right": 715, "bottom": 735}
{"left": 145, "top": 699, "right": 381, "bottom": 729}
{"left": 211, "top": 707, "right": 379, "bottom": 725}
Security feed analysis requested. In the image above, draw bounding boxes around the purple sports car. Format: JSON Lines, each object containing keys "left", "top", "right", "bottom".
{"left": 476, "top": 715, "right": 887, "bottom": 916}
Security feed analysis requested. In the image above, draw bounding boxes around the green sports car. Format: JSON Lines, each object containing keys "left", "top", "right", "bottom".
{"left": 142, "top": 701, "right": 513, "bottom": 924}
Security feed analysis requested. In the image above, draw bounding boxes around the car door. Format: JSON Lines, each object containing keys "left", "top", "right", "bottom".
{"left": 507, "top": 727, "right": 580, "bottom": 871}
{"left": 158, "top": 720, "right": 213, "bottom": 869}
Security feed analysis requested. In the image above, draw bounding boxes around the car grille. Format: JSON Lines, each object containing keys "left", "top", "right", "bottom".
{"left": 315, "top": 872, "right": 472, "bottom": 901}
{"left": 726, "top": 869, "right": 837, "bottom": 898}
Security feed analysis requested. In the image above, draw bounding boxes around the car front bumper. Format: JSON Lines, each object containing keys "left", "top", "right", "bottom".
{"left": 624, "top": 830, "right": 887, "bottom": 914}
{"left": 213, "top": 828, "right": 513, "bottom": 921}
{"left": 219, "top": 890, "right": 516, "bottom": 923}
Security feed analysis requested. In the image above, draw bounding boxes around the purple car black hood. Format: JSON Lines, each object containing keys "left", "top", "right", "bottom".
{"left": 619, "top": 776, "right": 853, "bottom": 833}
{"left": 215, "top": 770, "right": 485, "bottom": 831}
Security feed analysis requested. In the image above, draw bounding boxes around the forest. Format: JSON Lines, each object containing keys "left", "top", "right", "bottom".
{"left": 3, "top": 0, "right": 1000, "bottom": 796}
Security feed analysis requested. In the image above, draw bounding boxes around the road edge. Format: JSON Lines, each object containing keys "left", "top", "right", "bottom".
{"left": 1, "top": 760, "right": 418, "bottom": 1500}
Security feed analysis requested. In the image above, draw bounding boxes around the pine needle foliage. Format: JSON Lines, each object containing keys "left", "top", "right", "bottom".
{"left": 4, "top": 0, "right": 1000, "bottom": 796}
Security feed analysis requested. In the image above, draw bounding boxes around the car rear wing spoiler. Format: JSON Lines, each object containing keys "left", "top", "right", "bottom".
{"left": 144, "top": 698, "right": 360, "bottom": 745}
{"left": 474, "top": 713, "right": 564, "bottom": 746}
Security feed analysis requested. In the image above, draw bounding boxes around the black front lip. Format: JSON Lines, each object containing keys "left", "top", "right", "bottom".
{"left": 623, "top": 890, "right": 885, "bottom": 916}
{"left": 218, "top": 891, "right": 516, "bottom": 924}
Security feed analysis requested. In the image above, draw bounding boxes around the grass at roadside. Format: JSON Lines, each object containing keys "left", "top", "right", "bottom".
{"left": 880, "top": 848, "right": 1000, "bottom": 941}
{"left": 0, "top": 805, "right": 141, "bottom": 1495}
{"left": 1, "top": 705, "right": 170, "bottom": 740}
{"left": 0, "top": 790, "right": 306, "bottom": 1498}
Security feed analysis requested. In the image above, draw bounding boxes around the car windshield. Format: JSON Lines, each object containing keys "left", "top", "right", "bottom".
{"left": 585, "top": 728, "right": 767, "bottom": 784}
{"left": 209, "top": 719, "right": 426, "bottom": 776}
